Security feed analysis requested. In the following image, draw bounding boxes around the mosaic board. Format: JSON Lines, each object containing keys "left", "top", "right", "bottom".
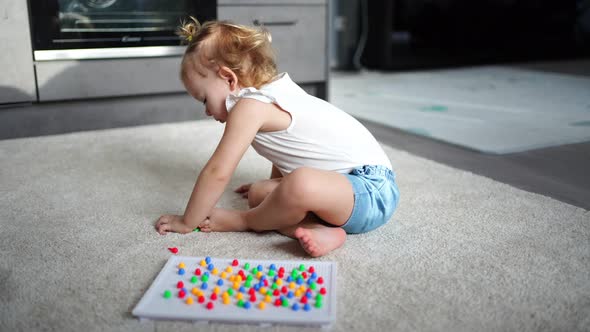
{"left": 132, "top": 256, "right": 337, "bottom": 327}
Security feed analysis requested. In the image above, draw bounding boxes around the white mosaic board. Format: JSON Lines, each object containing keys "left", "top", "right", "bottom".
{"left": 132, "top": 256, "right": 337, "bottom": 327}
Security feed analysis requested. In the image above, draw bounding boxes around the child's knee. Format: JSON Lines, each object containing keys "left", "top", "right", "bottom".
{"left": 279, "top": 169, "right": 315, "bottom": 207}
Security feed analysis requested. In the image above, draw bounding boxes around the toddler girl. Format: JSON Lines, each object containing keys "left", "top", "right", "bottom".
{"left": 156, "top": 19, "right": 399, "bottom": 257}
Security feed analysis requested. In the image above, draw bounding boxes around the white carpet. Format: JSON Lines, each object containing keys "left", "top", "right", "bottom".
{"left": 331, "top": 67, "right": 590, "bottom": 154}
{"left": 0, "top": 120, "right": 589, "bottom": 331}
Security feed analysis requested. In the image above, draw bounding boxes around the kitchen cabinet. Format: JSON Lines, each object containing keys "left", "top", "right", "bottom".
{"left": 0, "top": 0, "right": 36, "bottom": 104}
{"left": 219, "top": 0, "right": 329, "bottom": 99}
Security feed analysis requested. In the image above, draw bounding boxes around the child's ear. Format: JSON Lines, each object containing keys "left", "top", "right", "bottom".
{"left": 218, "top": 66, "right": 239, "bottom": 91}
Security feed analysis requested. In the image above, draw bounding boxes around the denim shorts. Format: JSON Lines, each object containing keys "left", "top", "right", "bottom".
{"left": 341, "top": 165, "right": 400, "bottom": 234}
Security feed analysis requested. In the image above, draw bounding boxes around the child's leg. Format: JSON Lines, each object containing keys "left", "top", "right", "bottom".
{"left": 244, "top": 167, "right": 354, "bottom": 231}
{"left": 199, "top": 167, "right": 353, "bottom": 256}
{"left": 197, "top": 178, "right": 281, "bottom": 232}
{"left": 245, "top": 168, "right": 352, "bottom": 256}
{"left": 246, "top": 178, "right": 282, "bottom": 209}
{"left": 276, "top": 214, "right": 347, "bottom": 257}
{"left": 248, "top": 183, "right": 347, "bottom": 254}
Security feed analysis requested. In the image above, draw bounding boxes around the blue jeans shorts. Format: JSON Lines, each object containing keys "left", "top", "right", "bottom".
{"left": 340, "top": 165, "right": 400, "bottom": 234}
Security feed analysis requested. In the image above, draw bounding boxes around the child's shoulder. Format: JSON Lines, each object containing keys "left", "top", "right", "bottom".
{"left": 227, "top": 74, "right": 297, "bottom": 111}
{"left": 230, "top": 98, "right": 291, "bottom": 133}
{"left": 226, "top": 84, "right": 275, "bottom": 114}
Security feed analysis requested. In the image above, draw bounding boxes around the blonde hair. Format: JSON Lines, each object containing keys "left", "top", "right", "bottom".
{"left": 177, "top": 18, "right": 277, "bottom": 89}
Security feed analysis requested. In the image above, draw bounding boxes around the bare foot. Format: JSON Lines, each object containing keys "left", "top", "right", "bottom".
{"left": 294, "top": 226, "right": 346, "bottom": 257}
{"left": 197, "top": 208, "right": 249, "bottom": 232}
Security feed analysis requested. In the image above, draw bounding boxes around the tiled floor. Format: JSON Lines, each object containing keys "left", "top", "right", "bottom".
{"left": 1, "top": 61, "right": 589, "bottom": 210}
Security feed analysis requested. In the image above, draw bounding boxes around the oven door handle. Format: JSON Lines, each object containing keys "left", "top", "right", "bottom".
{"left": 252, "top": 19, "right": 298, "bottom": 27}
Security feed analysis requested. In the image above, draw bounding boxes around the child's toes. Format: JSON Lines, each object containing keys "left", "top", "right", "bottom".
{"left": 198, "top": 218, "right": 212, "bottom": 232}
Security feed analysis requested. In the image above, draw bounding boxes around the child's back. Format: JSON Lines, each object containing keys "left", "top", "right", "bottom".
{"left": 227, "top": 73, "right": 392, "bottom": 175}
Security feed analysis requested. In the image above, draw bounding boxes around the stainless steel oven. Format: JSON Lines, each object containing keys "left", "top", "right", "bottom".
{"left": 30, "top": 0, "right": 216, "bottom": 60}
{"left": 28, "top": 0, "right": 216, "bottom": 101}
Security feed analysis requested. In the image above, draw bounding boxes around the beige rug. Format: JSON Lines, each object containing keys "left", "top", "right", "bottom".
{"left": 1, "top": 120, "right": 588, "bottom": 331}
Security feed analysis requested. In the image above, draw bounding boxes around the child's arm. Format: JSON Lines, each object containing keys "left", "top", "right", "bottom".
{"left": 156, "top": 99, "right": 267, "bottom": 234}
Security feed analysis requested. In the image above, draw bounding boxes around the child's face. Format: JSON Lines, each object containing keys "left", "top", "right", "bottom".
{"left": 182, "top": 59, "right": 234, "bottom": 124}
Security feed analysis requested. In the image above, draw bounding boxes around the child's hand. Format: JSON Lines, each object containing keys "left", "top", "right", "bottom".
{"left": 155, "top": 214, "right": 194, "bottom": 235}
{"left": 234, "top": 183, "right": 252, "bottom": 198}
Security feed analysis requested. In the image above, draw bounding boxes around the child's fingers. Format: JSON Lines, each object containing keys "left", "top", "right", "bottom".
{"left": 155, "top": 216, "right": 170, "bottom": 234}
{"left": 155, "top": 216, "right": 167, "bottom": 228}
{"left": 157, "top": 223, "right": 170, "bottom": 235}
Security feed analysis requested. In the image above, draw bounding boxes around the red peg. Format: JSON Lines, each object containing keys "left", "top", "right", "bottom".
{"left": 168, "top": 247, "right": 178, "bottom": 254}
{"left": 320, "top": 287, "right": 327, "bottom": 295}
{"left": 206, "top": 302, "right": 214, "bottom": 310}
{"left": 317, "top": 277, "right": 324, "bottom": 284}
{"left": 177, "top": 281, "right": 184, "bottom": 288}
{"left": 232, "top": 259, "right": 239, "bottom": 266}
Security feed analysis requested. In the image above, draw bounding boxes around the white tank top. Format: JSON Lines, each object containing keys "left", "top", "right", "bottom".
{"left": 225, "top": 73, "right": 392, "bottom": 175}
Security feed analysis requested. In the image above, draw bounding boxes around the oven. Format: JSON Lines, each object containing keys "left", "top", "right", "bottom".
{"left": 28, "top": 0, "right": 216, "bottom": 101}
{"left": 30, "top": 0, "right": 217, "bottom": 61}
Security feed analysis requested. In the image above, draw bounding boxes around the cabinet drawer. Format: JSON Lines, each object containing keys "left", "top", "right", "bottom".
{"left": 218, "top": 6, "right": 326, "bottom": 83}
{"left": 35, "top": 57, "right": 184, "bottom": 101}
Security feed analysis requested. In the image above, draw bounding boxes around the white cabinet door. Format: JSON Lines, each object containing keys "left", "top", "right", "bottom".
{"left": 0, "top": 0, "right": 36, "bottom": 104}
{"left": 218, "top": 5, "right": 327, "bottom": 83}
